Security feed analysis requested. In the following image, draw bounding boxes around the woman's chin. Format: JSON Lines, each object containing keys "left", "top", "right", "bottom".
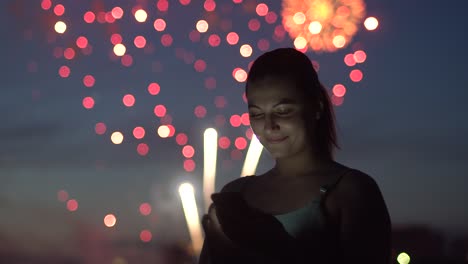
{"left": 267, "top": 150, "right": 290, "bottom": 159}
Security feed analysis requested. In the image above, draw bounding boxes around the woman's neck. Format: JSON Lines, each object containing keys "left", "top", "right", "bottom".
{"left": 272, "top": 152, "right": 333, "bottom": 179}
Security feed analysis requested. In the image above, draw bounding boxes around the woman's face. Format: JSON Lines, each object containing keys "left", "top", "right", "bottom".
{"left": 247, "top": 78, "right": 315, "bottom": 159}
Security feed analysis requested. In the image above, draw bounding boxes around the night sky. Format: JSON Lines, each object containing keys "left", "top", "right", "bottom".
{"left": 1, "top": 0, "right": 467, "bottom": 255}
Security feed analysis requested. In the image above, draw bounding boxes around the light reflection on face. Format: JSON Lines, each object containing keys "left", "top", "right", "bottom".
{"left": 247, "top": 78, "right": 315, "bottom": 159}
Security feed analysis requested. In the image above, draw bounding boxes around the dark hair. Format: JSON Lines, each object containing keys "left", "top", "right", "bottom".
{"left": 245, "top": 48, "right": 339, "bottom": 159}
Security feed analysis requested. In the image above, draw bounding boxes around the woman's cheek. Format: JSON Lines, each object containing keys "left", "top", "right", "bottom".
{"left": 249, "top": 122, "right": 263, "bottom": 137}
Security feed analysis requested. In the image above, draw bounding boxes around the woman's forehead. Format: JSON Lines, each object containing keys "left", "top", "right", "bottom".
{"left": 247, "top": 79, "right": 303, "bottom": 101}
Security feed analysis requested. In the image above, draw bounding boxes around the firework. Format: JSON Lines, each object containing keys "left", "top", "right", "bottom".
{"left": 203, "top": 128, "right": 218, "bottom": 212}
{"left": 282, "top": 0, "right": 366, "bottom": 52}
{"left": 178, "top": 183, "right": 204, "bottom": 255}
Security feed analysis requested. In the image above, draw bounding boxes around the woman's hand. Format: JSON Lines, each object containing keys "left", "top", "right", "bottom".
{"left": 211, "top": 192, "right": 294, "bottom": 250}
{"left": 201, "top": 203, "right": 239, "bottom": 253}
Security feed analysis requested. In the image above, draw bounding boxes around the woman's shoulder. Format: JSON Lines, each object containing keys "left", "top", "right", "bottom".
{"left": 220, "top": 175, "right": 256, "bottom": 193}
{"left": 338, "top": 166, "right": 381, "bottom": 192}
{"left": 333, "top": 165, "right": 386, "bottom": 207}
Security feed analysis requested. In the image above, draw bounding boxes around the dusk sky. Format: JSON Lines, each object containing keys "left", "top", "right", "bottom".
{"left": 1, "top": 0, "right": 467, "bottom": 257}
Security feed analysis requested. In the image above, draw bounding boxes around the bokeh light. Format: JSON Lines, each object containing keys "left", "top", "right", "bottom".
{"left": 182, "top": 145, "right": 195, "bottom": 158}
{"left": 139, "top": 203, "right": 152, "bottom": 216}
{"left": 241, "top": 113, "right": 250, "bottom": 126}
{"left": 256, "top": 3, "right": 269, "bottom": 16}
{"left": 293, "top": 36, "right": 307, "bottom": 50}
{"left": 121, "top": 54, "right": 133, "bottom": 67}
{"left": 83, "top": 11, "right": 95, "bottom": 23}
{"left": 67, "top": 199, "right": 78, "bottom": 211}
{"left": 194, "top": 59, "right": 206, "bottom": 72}
{"left": 58, "top": 65, "right": 70, "bottom": 78}
{"left": 161, "top": 34, "right": 173, "bottom": 47}
{"left": 54, "top": 4, "right": 65, "bottom": 16}
{"left": 332, "top": 84, "right": 346, "bottom": 97}
{"left": 134, "top": 36, "right": 147, "bottom": 48}
{"left": 226, "top": 32, "right": 239, "bottom": 45}
{"left": 154, "top": 105, "right": 166, "bottom": 117}
{"left": 331, "top": 95, "right": 344, "bottom": 106}
{"left": 234, "top": 137, "right": 247, "bottom": 150}
{"left": 176, "top": 133, "right": 188, "bottom": 145}
{"left": 133, "top": 127, "right": 145, "bottom": 139}
{"left": 57, "top": 190, "right": 69, "bottom": 202}
{"left": 219, "top": 136, "right": 231, "bottom": 149}
{"left": 63, "top": 48, "right": 75, "bottom": 60}
{"left": 113, "top": 43, "right": 126, "bottom": 56}
{"left": 332, "top": 35, "right": 346, "bottom": 48}
{"left": 54, "top": 21, "right": 67, "bottom": 34}
{"left": 137, "top": 143, "right": 149, "bottom": 156}
{"left": 140, "top": 230, "right": 152, "bottom": 242}
{"left": 240, "top": 44, "right": 253, "bottom": 57}
{"left": 397, "top": 252, "right": 411, "bottom": 264}
{"left": 157, "top": 0, "right": 169, "bottom": 12}
{"left": 233, "top": 68, "right": 247, "bottom": 82}
{"left": 344, "top": 53, "right": 356, "bottom": 66}
{"left": 231, "top": 149, "right": 243, "bottom": 160}
{"left": 123, "top": 94, "right": 136, "bottom": 107}
{"left": 41, "top": 0, "right": 52, "bottom": 10}
{"left": 148, "top": 83, "right": 161, "bottom": 95}
{"left": 180, "top": 0, "right": 191, "bottom": 6}
{"left": 83, "top": 75, "right": 95, "bottom": 87}
{"left": 350, "top": 69, "right": 363, "bottom": 82}
{"left": 204, "top": 0, "right": 216, "bottom": 11}
{"left": 157, "top": 125, "right": 170, "bottom": 138}
{"left": 111, "top": 34, "right": 122, "bottom": 45}
{"left": 104, "top": 214, "right": 117, "bottom": 227}
{"left": 214, "top": 96, "right": 227, "bottom": 108}
{"left": 82, "top": 97, "right": 94, "bottom": 109}
{"left": 230, "top": 114, "right": 242, "bottom": 127}
{"left": 167, "top": 124, "right": 176, "bottom": 137}
{"left": 257, "top": 38, "right": 269, "bottom": 50}
{"left": 196, "top": 20, "right": 209, "bottom": 33}
{"left": 184, "top": 159, "right": 196, "bottom": 172}
{"left": 134, "top": 9, "right": 148, "bottom": 22}
{"left": 364, "top": 16, "right": 379, "bottom": 30}
{"left": 309, "top": 21, "right": 323, "bottom": 34}
{"left": 282, "top": 0, "right": 366, "bottom": 52}
{"left": 154, "top": 19, "right": 167, "bottom": 31}
{"left": 353, "top": 50, "right": 367, "bottom": 63}
{"left": 95, "top": 122, "right": 106, "bottom": 135}
{"left": 248, "top": 19, "right": 261, "bottom": 31}
{"left": 194, "top": 105, "right": 207, "bottom": 118}
{"left": 112, "top": 7, "right": 124, "bottom": 19}
{"left": 208, "top": 34, "right": 221, "bottom": 47}
{"left": 265, "top": 11, "right": 277, "bottom": 24}
{"left": 111, "top": 132, "right": 124, "bottom": 144}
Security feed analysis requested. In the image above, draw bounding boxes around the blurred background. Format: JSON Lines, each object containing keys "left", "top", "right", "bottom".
{"left": 1, "top": 0, "right": 467, "bottom": 263}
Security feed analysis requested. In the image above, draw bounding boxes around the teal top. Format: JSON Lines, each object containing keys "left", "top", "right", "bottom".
{"left": 201, "top": 168, "right": 352, "bottom": 264}
{"left": 237, "top": 170, "right": 351, "bottom": 262}
{"left": 240, "top": 172, "right": 346, "bottom": 238}
{"left": 274, "top": 196, "right": 323, "bottom": 238}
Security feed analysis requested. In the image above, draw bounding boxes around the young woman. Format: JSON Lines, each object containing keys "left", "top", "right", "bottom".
{"left": 199, "top": 48, "right": 391, "bottom": 264}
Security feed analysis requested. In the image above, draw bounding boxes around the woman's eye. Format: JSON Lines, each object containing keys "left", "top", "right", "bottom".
{"left": 276, "top": 109, "right": 292, "bottom": 115}
{"left": 249, "top": 113, "right": 263, "bottom": 118}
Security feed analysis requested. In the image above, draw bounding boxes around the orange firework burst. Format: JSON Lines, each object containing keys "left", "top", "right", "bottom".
{"left": 282, "top": 0, "right": 366, "bottom": 52}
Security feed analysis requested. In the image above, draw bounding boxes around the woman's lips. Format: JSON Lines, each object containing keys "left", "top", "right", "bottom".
{"left": 266, "top": 136, "right": 288, "bottom": 144}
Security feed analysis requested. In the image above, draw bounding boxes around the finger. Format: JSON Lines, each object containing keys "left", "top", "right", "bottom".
{"left": 202, "top": 214, "right": 211, "bottom": 231}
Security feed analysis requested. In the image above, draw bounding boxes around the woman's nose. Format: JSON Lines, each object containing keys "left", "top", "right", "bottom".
{"left": 264, "top": 115, "right": 279, "bottom": 131}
